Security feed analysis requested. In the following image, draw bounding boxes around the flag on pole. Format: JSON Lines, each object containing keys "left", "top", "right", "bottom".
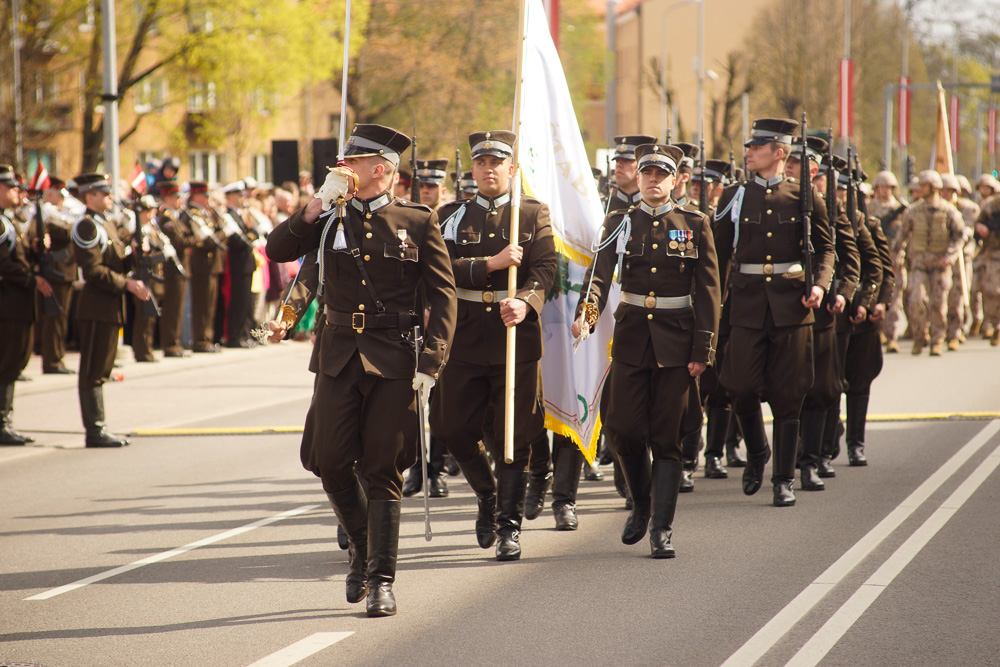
{"left": 517, "top": 0, "right": 618, "bottom": 463}
{"left": 129, "top": 162, "right": 147, "bottom": 194}
{"left": 29, "top": 162, "right": 50, "bottom": 192}
{"left": 930, "top": 81, "right": 954, "bottom": 175}
{"left": 990, "top": 108, "right": 998, "bottom": 156}
{"left": 838, "top": 58, "right": 854, "bottom": 140}
{"left": 898, "top": 77, "right": 911, "bottom": 146}
{"left": 949, "top": 95, "right": 960, "bottom": 154}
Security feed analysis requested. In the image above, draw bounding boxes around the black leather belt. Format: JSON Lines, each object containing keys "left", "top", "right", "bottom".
{"left": 325, "top": 306, "right": 419, "bottom": 333}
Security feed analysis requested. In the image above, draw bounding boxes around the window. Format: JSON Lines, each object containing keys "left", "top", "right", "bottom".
{"left": 134, "top": 77, "right": 168, "bottom": 113}
{"left": 249, "top": 89, "right": 276, "bottom": 116}
{"left": 33, "top": 71, "right": 58, "bottom": 104}
{"left": 187, "top": 80, "right": 216, "bottom": 112}
{"left": 79, "top": 0, "right": 95, "bottom": 32}
{"left": 251, "top": 154, "right": 271, "bottom": 184}
{"left": 188, "top": 151, "right": 226, "bottom": 185}
{"left": 329, "top": 113, "right": 342, "bottom": 138}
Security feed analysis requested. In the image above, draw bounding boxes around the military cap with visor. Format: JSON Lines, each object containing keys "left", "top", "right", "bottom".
{"left": 613, "top": 135, "right": 657, "bottom": 161}
{"left": 156, "top": 180, "right": 180, "bottom": 196}
{"left": 744, "top": 117, "right": 800, "bottom": 147}
{"left": 469, "top": 130, "right": 516, "bottom": 160}
{"left": 415, "top": 159, "right": 449, "bottom": 185}
{"left": 691, "top": 159, "right": 732, "bottom": 184}
{"left": 671, "top": 142, "right": 700, "bottom": 170}
{"left": 75, "top": 172, "right": 113, "bottom": 194}
{"left": 635, "top": 144, "right": 684, "bottom": 174}
{"left": 344, "top": 123, "right": 412, "bottom": 167}
{"left": 790, "top": 136, "right": 828, "bottom": 163}
{"left": 188, "top": 180, "right": 210, "bottom": 194}
{"left": 0, "top": 164, "right": 18, "bottom": 187}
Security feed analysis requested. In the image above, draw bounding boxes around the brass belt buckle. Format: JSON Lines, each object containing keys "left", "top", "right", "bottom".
{"left": 644, "top": 295, "right": 657, "bottom": 309}
{"left": 762, "top": 263, "right": 774, "bottom": 275}
{"left": 482, "top": 291, "right": 495, "bottom": 303}
{"left": 352, "top": 312, "right": 365, "bottom": 333}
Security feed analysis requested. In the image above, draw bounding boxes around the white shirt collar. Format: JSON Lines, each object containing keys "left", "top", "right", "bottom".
{"left": 350, "top": 192, "right": 392, "bottom": 215}
{"left": 639, "top": 200, "right": 673, "bottom": 217}
{"left": 754, "top": 174, "right": 784, "bottom": 187}
{"left": 616, "top": 189, "right": 641, "bottom": 205}
{"left": 475, "top": 192, "right": 510, "bottom": 211}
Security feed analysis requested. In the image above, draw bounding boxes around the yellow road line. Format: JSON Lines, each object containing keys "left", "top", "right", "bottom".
{"left": 130, "top": 412, "right": 1000, "bottom": 437}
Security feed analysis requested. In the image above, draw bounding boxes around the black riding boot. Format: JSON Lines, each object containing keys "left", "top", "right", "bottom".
{"left": 735, "top": 408, "right": 770, "bottom": 496}
{"left": 326, "top": 482, "right": 368, "bottom": 604}
{"left": 79, "top": 387, "right": 129, "bottom": 448}
{"left": 0, "top": 383, "right": 33, "bottom": 446}
{"left": 401, "top": 459, "right": 422, "bottom": 497}
{"left": 818, "top": 405, "right": 840, "bottom": 478}
{"left": 365, "top": 500, "right": 400, "bottom": 617}
{"left": 846, "top": 393, "right": 870, "bottom": 466}
{"left": 772, "top": 419, "right": 799, "bottom": 507}
{"left": 551, "top": 446, "right": 584, "bottom": 530}
{"left": 679, "top": 429, "right": 701, "bottom": 493}
{"left": 649, "top": 459, "right": 682, "bottom": 558}
{"left": 703, "top": 406, "right": 729, "bottom": 479}
{"left": 525, "top": 432, "right": 553, "bottom": 520}
{"left": 617, "top": 450, "right": 652, "bottom": 545}
{"left": 495, "top": 468, "right": 528, "bottom": 561}
{"left": 798, "top": 409, "right": 826, "bottom": 491}
{"left": 456, "top": 448, "right": 497, "bottom": 549}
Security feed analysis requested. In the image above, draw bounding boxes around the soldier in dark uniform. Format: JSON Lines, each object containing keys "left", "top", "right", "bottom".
{"left": 430, "top": 130, "right": 557, "bottom": 561}
{"left": 573, "top": 144, "right": 721, "bottom": 557}
{"left": 266, "top": 124, "right": 456, "bottom": 617}
{"left": 71, "top": 173, "right": 152, "bottom": 447}
{"left": 131, "top": 194, "right": 167, "bottom": 362}
{"left": 415, "top": 159, "right": 449, "bottom": 211}
{"left": 454, "top": 171, "right": 477, "bottom": 200}
{"left": 713, "top": 118, "right": 835, "bottom": 507}
{"left": 34, "top": 177, "right": 78, "bottom": 374}
{"left": 669, "top": 142, "right": 699, "bottom": 208}
{"left": 157, "top": 181, "right": 196, "bottom": 357}
{"left": 222, "top": 181, "right": 259, "bottom": 348}
{"left": 0, "top": 165, "right": 52, "bottom": 445}
{"left": 784, "top": 142, "right": 862, "bottom": 491}
{"left": 187, "top": 181, "right": 228, "bottom": 353}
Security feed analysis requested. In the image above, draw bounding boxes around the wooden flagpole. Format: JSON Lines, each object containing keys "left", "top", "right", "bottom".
{"left": 504, "top": 0, "right": 529, "bottom": 464}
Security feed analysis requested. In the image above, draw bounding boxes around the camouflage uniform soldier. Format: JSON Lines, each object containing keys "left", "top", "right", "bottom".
{"left": 940, "top": 173, "right": 978, "bottom": 349}
{"left": 894, "top": 171, "right": 965, "bottom": 356}
{"left": 869, "top": 171, "right": 907, "bottom": 352}
{"left": 973, "top": 194, "right": 1000, "bottom": 345}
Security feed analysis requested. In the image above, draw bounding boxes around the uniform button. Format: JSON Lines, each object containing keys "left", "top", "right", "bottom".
{"left": 365, "top": 213, "right": 372, "bottom": 219}
{"left": 647, "top": 314, "right": 653, "bottom": 320}
{"left": 744, "top": 218, "right": 749, "bottom": 222}
{"left": 767, "top": 232, "right": 773, "bottom": 238}
{"left": 653, "top": 221, "right": 660, "bottom": 227}
{"left": 766, "top": 255, "right": 772, "bottom": 261}
{"left": 652, "top": 243, "right": 658, "bottom": 250}
{"left": 651, "top": 267, "right": 657, "bottom": 273}
{"left": 680, "top": 252, "right": 685, "bottom": 257}
{"left": 766, "top": 189, "right": 772, "bottom": 194}
{"left": 359, "top": 304, "right": 365, "bottom": 311}
{"left": 766, "top": 209, "right": 773, "bottom": 214}
{"left": 765, "top": 276, "right": 772, "bottom": 282}
{"left": 486, "top": 306, "right": 492, "bottom": 312}
{"left": 489, "top": 233, "right": 495, "bottom": 238}
{"left": 366, "top": 232, "right": 373, "bottom": 239}
{"left": 434, "top": 373, "right": 439, "bottom": 379}
{"left": 361, "top": 280, "right": 366, "bottom": 286}
{"left": 649, "top": 291, "right": 655, "bottom": 296}
{"left": 364, "top": 254, "right": 370, "bottom": 261}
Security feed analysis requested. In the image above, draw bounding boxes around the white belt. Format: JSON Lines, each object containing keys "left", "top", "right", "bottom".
{"left": 621, "top": 292, "right": 692, "bottom": 309}
{"left": 738, "top": 261, "right": 801, "bottom": 276}
{"left": 456, "top": 287, "right": 510, "bottom": 303}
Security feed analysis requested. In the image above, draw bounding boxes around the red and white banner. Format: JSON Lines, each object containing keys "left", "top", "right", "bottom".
{"left": 949, "top": 96, "right": 960, "bottom": 153}
{"left": 28, "top": 163, "right": 50, "bottom": 192}
{"left": 898, "top": 77, "right": 911, "bottom": 146}
{"left": 129, "top": 163, "right": 147, "bottom": 194}
{"left": 839, "top": 58, "right": 854, "bottom": 139}
{"left": 989, "top": 108, "right": 997, "bottom": 156}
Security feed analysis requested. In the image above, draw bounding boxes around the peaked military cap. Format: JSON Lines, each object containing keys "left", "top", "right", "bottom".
{"left": 156, "top": 180, "right": 180, "bottom": 196}
{"left": 415, "top": 159, "right": 449, "bottom": 185}
{"left": 469, "top": 131, "right": 516, "bottom": 159}
{"left": 188, "top": 180, "right": 209, "bottom": 194}
{"left": 613, "top": 135, "right": 657, "bottom": 161}
{"left": 635, "top": 144, "right": 684, "bottom": 174}
{"left": 790, "top": 136, "right": 829, "bottom": 163}
{"left": 397, "top": 169, "right": 412, "bottom": 188}
{"left": 692, "top": 159, "right": 732, "bottom": 183}
{"left": 671, "top": 142, "right": 700, "bottom": 169}
{"left": 745, "top": 117, "right": 800, "bottom": 147}
{"left": 222, "top": 181, "right": 246, "bottom": 194}
{"left": 0, "top": 164, "right": 17, "bottom": 187}
{"left": 344, "top": 123, "right": 412, "bottom": 167}
{"left": 454, "top": 170, "right": 477, "bottom": 193}
{"left": 49, "top": 176, "right": 67, "bottom": 190}
{"left": 75, "top": 172, "right": 113, "bottom": 194}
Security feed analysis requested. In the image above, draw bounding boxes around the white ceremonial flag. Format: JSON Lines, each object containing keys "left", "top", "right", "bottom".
{"left": 518, "top": 0, "right": 618, "bottom": 464}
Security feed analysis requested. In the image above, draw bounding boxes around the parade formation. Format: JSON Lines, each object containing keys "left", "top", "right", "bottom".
{"left": 3, "top": 1, "right": 1000, "bottom": 635}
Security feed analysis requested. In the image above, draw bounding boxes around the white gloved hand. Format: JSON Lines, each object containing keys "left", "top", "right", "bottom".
{"left": 315, "top": 166, "right": 358, "bottom": 211}
{"left": 163, "top": 243, "right": 178, "bottom": 261}
{"left": 220, "top": 214, "right": 242, "bottom": 239}
{"left": 412, "top": 371, "right": 436, "bottom": 396}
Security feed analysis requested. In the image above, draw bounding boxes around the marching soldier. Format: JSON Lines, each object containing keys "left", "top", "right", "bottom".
{"left": 689, "top": 160, "right": 731, "bottom": 216}
{"left": 131, "top": 194, "right": 167, "bottom": 362}
{"left": 34, "top": 177, "right": 79, "bottom": 374}
{"left": 266, "top": 123, "right": 456, "bottom": 617}
{"left": 713, "top": 118, "right": 835, "bottom": 507}
{"left": 157, "top": 181, "right": 196, "bottom": 357}
{"left": 430, "top": 130, "right": 557, "bottom": 561}
{"left": 973, "top": 193, "right": 1000, "bottom": 346}
{"left": 222, "top": 182, "right": 259, "bottom": 348}
{"left": 0, "top": 165, "right": 52, "bottom": 445}
{"left": 670, "top": 142, "right": 699, "bottom": 208}
{"left": 869, "top": 171, "right": 907, "bottom": 353}
{"left": 415, "top": 159, "right": 449, "bottom": 210}
{"left": 71, "top": 173, "right": 151, "bottom": 447}
{"left": 573, "top": 143, "right": 721, "bottom": 557}
{"left": 940, "top": 173, "right": 978, "bottom": 350}
{"left": 186, "top": 181, "right": 228, "bottom": 353}
{"left": 894, "top": 171, "right": 965, "bottom": 356}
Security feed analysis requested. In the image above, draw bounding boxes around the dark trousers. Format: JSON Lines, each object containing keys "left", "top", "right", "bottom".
{"left": 190, "top": 272, "right": 219, "bottom": 350}
{"left": 132, "top": 294, "right": 160, "bottom": 361}
{"left": 0, "top": 319, "right": 32, "bottom": 384}
{"left": 430, "top": 358, "right": 543, "bottom": 471}
{"left": 300, "top": 352, "right": 417, "bottom": 501}
{"left": 38, "top": 281, "right": 72, "bottom": 370}
{"left": 605, "top": 341, "right": 690, "bottom": 462}
{"left": 802, "top": 326, "right": 841, "bottom": 410}
{"left": 226, "top": 270, "right": 255, "bottom": 345}
{"left": 159, "top": 274, "right": 187, "bottom": 353}
{"left": 845, "top": 326, "right": 884, "bottom": 395}
{"left": 77, "top": 320, "right": 120, "bottom": 389}
{"left": 722, "top": 314, "right": 814, "bottom": 420}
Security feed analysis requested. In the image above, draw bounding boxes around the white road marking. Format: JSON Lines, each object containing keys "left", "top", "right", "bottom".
{"left": 246, "top": 632, "right": 354, "bottom": 667}
{"left": 721, "top": 419, "right": 1000, "bottom": 667}
{"left": 785, "top": 439, "right": 1000, "bottom": 666}
{"left": 24, "top": 504, "right": 321, "bottom": 601}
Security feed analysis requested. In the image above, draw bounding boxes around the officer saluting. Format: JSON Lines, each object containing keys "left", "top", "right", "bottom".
{"left": 574, "top": 144, "right": 721, "bottom": 557}
{"left": 713, "top": 118, "right": 835, "bottom": 507}
{"left": 72, "top": 173, "right": 152, "bottom": 447}
{"left": 266, "top": 124, "right": 456, "bottom": 617}
{"left": 430, "top": 130, "right": 557, "bottom": 562}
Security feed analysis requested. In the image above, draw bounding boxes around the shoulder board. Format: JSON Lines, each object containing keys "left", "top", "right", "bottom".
{"left": 396, "top": 200, "right": 433, "bottom": 212}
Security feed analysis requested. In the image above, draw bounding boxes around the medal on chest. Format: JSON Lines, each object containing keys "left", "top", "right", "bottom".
{"left": 668, "top": 228, "right": 694, "bottom": 250}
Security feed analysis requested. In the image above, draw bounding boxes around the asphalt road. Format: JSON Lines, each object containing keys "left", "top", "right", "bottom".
{"left": 1, "top": 338, "right": 998, "bottom": 667}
